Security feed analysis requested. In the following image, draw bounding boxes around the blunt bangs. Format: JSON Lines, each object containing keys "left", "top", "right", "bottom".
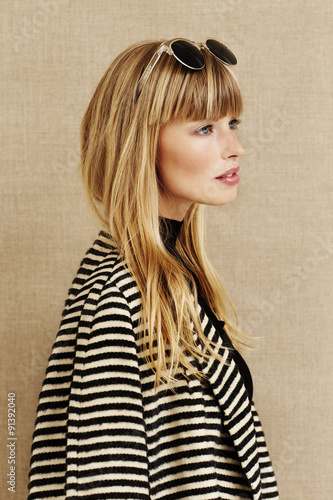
{"left": 155, "top": 48, "right": 243, "bottom": 125}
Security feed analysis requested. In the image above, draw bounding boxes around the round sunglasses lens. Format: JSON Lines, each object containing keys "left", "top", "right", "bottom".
{"left": 206, "top": 39, "right": 237, "bottom": 65}
{"left": 171, "top": 40, "right": 205, "bottom": 69}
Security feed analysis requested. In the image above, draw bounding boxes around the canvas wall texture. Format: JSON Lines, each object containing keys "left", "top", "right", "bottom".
{"left": 1, "top": 1, "right": 332, "bottom": 498}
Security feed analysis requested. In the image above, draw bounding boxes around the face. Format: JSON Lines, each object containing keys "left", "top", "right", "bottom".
{"left": 157, "top": 115, "right": 245, "bottom": 221}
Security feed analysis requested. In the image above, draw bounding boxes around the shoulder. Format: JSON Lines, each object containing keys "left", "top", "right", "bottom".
{"left": 47, "top": 233, "right": 143, "bottom": 376}
{"left": 62, "top": 232, "right": 141, "bottom": 319}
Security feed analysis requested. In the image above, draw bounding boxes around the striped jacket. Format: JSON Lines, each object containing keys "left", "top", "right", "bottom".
{"left": 28, "top": 232, "right": 279, "bottom": 499}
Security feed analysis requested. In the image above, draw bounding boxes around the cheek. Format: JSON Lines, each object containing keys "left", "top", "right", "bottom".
{"left": 157, "top": 143, "right": 186, "bottom": 182}
{"left": 157, "top": 129, "right": 210, "bottom": 192}
{"left": 158, "top": 145, "right": 203, "bottom": 180}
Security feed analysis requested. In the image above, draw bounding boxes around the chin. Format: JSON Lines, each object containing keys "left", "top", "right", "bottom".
{"left": 211, "top": 187, "right": 238, "bottom": 206}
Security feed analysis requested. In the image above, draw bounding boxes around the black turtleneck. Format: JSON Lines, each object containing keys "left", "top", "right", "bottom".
{"left": 160, "top": 217, "right": 253, "bottom": 401}
{"left": 159, "top": 216, "right": 183, "bottom": 254}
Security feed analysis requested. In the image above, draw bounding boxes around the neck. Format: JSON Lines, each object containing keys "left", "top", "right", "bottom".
{"left": 158, "top": 199, "right": 190, "bottom": 222}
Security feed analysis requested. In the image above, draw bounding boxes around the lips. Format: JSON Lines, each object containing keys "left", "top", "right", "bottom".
{"left": 216, "top": 166, "right": 240, "bottom": 179}
{"left": 215, "top": 166, "right": 240, "bottom": 186}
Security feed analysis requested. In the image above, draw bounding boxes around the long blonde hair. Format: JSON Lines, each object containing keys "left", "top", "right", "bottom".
{"left": 81, "top": 40, "right": 249, "bottom": 384}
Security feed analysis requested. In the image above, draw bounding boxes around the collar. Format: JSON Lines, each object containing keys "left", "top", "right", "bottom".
{"left": 159, "top": 217, "right": 183, "bottom": 253}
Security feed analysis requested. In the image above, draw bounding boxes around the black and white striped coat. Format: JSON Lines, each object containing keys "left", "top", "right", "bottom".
{"left": 28, "top": 232, "right": 279, "bottom": 499}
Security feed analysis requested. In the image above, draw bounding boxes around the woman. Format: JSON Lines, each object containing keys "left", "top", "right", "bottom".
{"left": 28, "top": 39, "right": 279, "bottom": 499}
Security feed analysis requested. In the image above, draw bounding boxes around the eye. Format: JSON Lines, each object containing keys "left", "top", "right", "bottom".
{"left": 229, "top": 119, "right": 241, "bottom": 130}
{"left": 196, "top": 124, "right": 213, "bottom": 135}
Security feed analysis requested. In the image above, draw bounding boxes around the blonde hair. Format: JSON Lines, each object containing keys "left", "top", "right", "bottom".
{"left": 81, "top": 40, "right": 249, "bottom": 384}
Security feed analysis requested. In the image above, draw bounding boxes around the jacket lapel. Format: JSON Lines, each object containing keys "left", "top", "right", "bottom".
{"left": 198, "top": 305, "right": 263, "bottom": 500}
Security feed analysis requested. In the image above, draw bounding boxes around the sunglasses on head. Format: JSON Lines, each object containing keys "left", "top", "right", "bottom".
{"left": 136, "top": 38, "right": 237, "bottom": 97}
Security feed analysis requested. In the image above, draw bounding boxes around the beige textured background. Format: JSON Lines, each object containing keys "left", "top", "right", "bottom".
{"left": 1, "top": 1, "right": 332, "bottom": 498}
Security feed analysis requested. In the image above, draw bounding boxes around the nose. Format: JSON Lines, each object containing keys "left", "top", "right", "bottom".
{"left": 222, "top": 132, "right": 245, "bottom": 159}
